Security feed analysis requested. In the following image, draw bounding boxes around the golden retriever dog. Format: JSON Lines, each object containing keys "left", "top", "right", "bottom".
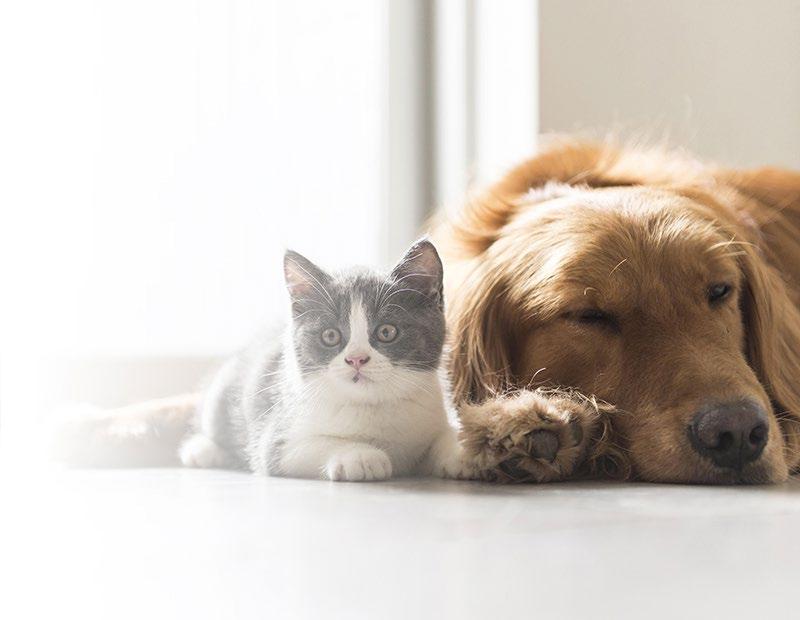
{"left": 432, "top": 138, "right": 800, "bottom": 484}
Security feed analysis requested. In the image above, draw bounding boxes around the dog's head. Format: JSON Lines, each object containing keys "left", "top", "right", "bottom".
{"left": 439, "top": 140, "right": 800, "bottom": 483}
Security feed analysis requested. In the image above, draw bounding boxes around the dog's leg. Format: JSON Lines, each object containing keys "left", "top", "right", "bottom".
{"left": 458, "top": 389, "right": 604, "bottom": 482}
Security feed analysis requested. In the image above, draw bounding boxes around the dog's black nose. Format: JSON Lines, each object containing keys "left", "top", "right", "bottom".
{"left": 690, "top": 401, "right": 768, "bottom": 470}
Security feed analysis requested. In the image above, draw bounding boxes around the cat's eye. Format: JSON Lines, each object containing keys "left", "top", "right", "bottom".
{"left": 708, "top": 283, "right": 732, "bottom": 305}
{"left": 375, "top": 324, "right": 398, "bottom": 343}
{"left": 320, "top": 328, "right": 341, "bottom": 346}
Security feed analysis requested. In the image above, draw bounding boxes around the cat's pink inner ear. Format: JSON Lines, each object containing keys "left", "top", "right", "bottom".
{"left": 391, "top": 239, "right": 443, "bottom": 296}
{"left": 284, "top": 251, "right": 327, "bottom": 299}
{"left": 284, "top": 260, "right": 310, "bottom": 297}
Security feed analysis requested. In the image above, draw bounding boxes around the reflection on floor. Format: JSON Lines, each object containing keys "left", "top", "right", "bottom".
{"left": 1, "top": 468, "right": 799, "bottom": 620}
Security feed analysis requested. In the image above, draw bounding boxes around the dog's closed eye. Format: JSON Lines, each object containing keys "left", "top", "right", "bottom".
{"left": 568, "top": 308, "right": 620, "bottom": 332}
{"left": 707, "top": 283, "right": 733, "bottom": 305}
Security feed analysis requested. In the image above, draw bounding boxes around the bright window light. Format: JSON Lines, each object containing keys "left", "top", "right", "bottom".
{"left": 1, "top": 0, "right": 386, "bottom": 359}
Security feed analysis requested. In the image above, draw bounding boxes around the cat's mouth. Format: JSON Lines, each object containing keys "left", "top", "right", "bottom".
{"left": 351, "top": 372, "right": 370, "bottom": 384}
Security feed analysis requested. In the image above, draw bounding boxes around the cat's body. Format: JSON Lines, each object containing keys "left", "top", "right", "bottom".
{"left": 180, "top": 240, "right": 472, "bottom": 481}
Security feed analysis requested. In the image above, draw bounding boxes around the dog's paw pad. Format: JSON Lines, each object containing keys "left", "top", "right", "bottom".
{"left": 529, "top": 429, "right": 559, "bottom": 462}
{"left": 569, "top": 418, "right": 584, "bottom": 445}
{"left": 497, "top": 455, "right": 530, "bottom": 479}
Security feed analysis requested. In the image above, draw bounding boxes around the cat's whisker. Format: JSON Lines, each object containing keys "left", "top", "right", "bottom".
{"left": 383, "top": 372, "right": 438, "bottom": 398}
{"left": 378, "top": 272, "right": 435, "bottom": 310}
{"left": 255, "top": 375, "right": 327, "bottom": 422}
{"left": 375, "top": 274, "right": 394, "bottom": 309}
{"left": 380, "top": 287, "right": 428, "bottom": 306}
{"left": 381, "top": 302, "right": 412, "bottom": 316}
{"left": 292, "top": 303, "right": 337, "bottom": 320}
{"left": 251, "top": 365, "right": 331, "bottom": 399}
{"left": 289, "top": 261, "right": 338, "bottom": 314}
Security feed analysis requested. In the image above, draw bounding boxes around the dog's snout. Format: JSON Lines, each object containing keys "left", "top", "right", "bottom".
{"left": 689, "top": 401, "right": 768, "bottom": 470}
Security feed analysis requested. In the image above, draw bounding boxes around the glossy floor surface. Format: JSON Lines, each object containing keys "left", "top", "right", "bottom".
{"left": 1, "top": 468, "right": 799, "bottom": 619}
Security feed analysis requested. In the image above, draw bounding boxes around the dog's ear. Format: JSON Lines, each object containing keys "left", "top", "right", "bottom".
{"left": 739, "top": 244, "right": 800, "bottom": 471}
{"left": 720, "top": 167, "right": 800, "bottom": 221}
{"left": 730, "top": 168, "right": 800, "bottom": 472}
{"left": 447, "top": 261, "right": 517, "bottom": 404}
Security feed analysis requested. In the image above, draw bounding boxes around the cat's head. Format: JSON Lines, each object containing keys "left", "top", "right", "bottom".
{"left": 283, "top": 239, "right": 445, "bottom": 402}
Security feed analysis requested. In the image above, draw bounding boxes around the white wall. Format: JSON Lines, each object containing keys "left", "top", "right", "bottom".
{"left": 433, "top": 0, "right": 539, "bottom": 207}
{"left": 539, "top": 0, "right": 800, "bottom": 168}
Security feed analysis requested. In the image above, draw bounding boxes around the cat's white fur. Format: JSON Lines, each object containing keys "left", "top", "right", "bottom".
{"left": 179, "top": 433, "right": 229, "bottom": 469}
{"left": 181, "top": 300, "right": 473, "bottom": 481}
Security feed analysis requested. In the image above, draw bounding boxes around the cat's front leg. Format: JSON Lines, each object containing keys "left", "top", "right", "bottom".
{"left": 326, "top": 445, "right": 393, "bottom": 482}
{"left": 425, "top": 427, "right": 478, "bottom": 480}
{"left": 280, "top": 436, "right": 393, "bottom": 481}
{"left": 458, "top": 389, "right": 603, "bottom": 483}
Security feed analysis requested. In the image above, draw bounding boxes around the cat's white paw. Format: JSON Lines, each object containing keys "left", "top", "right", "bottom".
{"left": 434, "top": 451, "right": 478, "bottom": 480}
{"left": 180, "top": 434, "right": 229, "bottom": 469}
{"left": 325, "top": 447, "right": 393, "bottom": 482}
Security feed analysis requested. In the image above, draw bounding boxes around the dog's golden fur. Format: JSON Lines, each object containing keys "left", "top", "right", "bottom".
{"left": 433, "top": 138, "right": 800, "bottom": 484}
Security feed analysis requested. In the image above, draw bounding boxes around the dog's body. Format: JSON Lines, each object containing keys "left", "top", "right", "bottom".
{"left": 433, "top": 138, "right": 800, "bottom": 484}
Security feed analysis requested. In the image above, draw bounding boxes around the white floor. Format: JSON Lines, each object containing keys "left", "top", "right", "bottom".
{"left": 2, "top": 468, "right": 799, "bottom": 620}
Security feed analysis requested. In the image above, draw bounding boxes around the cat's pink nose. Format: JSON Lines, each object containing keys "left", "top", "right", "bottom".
{"left": 345, "top": 354, "right": 370, "bottom": 370}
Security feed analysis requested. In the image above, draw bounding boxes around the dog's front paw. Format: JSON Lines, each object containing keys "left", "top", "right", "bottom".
{"left": 459, "top": 389, "right": 600, "bottom": 483}
{"left": 325, "top": 446, "right": 393, "bottom": 482}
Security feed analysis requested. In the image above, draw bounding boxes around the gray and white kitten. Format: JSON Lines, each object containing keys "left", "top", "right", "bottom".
{"left": 179, "top": 239, "right": 473, "bottom": 481}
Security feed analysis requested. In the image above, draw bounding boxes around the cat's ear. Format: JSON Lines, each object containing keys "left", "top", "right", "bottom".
{"left": 389, "top": 238, "right": 444, "bottom": 308}
{"left": 283, "top": 250, "right": 332, "bottom": 304}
